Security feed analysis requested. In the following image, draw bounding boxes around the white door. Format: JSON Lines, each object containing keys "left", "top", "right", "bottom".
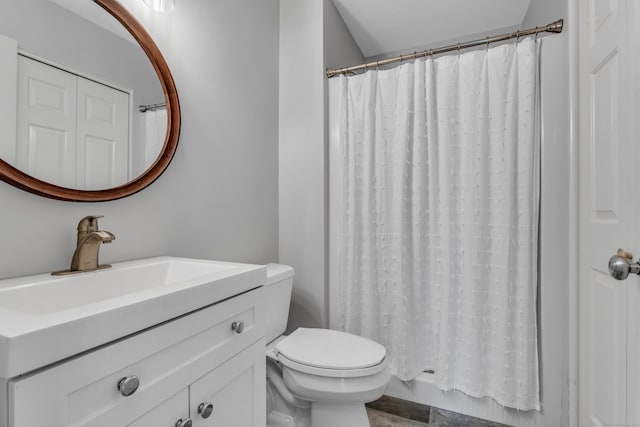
{"left": 16, "top": 55, "right": 130, "bottom": 190}
{"left": 76, "top": 77, "right": 129, "bottom": 190}
{"left": 16, "top": 56, "right": 77, "bottom": 187}
{"left": 579, "top": 0, "right": 640, "bottom": 425}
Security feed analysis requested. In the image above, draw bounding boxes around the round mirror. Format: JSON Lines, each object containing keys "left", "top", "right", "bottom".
{"left": 0, "top": 0, "right": 180, "bottom": 201}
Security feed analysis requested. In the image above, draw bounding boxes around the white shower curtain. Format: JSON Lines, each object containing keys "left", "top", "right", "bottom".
{"left": 336, "top": 38, "right": 540, "bottom": 410}
{"left": 142, "top": 109, "right": 168, "bottom": 169}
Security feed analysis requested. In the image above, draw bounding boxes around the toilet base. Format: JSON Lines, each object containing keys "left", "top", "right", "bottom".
{"left": 267, "top": 368, "right": 311, "bottom": 427}
{"left": 267, "top": 406, "right": 311, "bottom": 427}
{"left": 267, "top": 410, "right": 296, "bottom": 427}
{"left": 311, "top": 401, "right": 370, "bottom": 427}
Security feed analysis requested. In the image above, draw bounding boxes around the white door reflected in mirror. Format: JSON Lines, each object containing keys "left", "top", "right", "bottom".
{"left": 16, "top": 56, "right": 130, "bottom": 190}
{"left": 0, "top": 0, "right": 166, "bottom": 191}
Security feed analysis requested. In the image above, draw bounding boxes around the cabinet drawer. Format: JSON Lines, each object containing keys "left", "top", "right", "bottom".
{"left": 9, "top": 287, "right": 264, "bottom": 427}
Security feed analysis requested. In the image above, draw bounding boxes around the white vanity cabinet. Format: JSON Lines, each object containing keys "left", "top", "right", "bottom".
{"left": 6, "top": 287, "right": 265, "bottom": 427}
{"left": 128, "top": 389, "right": 189, "bottom": 426}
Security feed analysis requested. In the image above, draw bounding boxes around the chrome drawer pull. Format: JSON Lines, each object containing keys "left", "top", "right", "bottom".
{"left": 175, "top": 418, "right": 192, "bottom": 427}
{"left": 231, "top": 321, "right": 245, "bottom": 334}
{"left": 198, "top": 402, "right": 214, "bottom": 419}
{"left": 117, "top": 375, "right": 140, "bottom": 397}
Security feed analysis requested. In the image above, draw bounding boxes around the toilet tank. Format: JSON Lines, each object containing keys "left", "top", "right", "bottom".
{"left": 264, "top": 263, "right": 294, "bottom": 344}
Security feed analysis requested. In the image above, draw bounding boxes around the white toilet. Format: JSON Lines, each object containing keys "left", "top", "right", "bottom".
{"left": 264, "top": 264, "right": 390, "bottom": 427}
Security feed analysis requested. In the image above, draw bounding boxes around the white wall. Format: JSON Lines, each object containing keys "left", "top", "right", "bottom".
{"left": 0, "top": 0, "right": 279, "bottom": 279}
{"left": 279, "top": 0, "right": 326, "bottom": 330}
{"left": 279, "top": 0, "right": 363, "bottom": 331}
{"left": 523, "top": 0, "right": 571, "bottom": 425}
{"left": 323, "top": 0, "right": 365, "bottom": 71}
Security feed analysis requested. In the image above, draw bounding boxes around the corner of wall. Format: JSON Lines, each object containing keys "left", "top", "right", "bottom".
{"left": 278, "top": 0, "right": 364, "bottom": 331}
{"left": 522, "top": 0, "right": 567, "bottom": 29}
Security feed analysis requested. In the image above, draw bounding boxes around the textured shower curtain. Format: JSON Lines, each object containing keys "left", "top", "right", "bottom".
{"left": 142, "top": 109, "right": 168, "bottom": 169}
{"left": 336, "top": 38, "right": 540, "bottom": 410}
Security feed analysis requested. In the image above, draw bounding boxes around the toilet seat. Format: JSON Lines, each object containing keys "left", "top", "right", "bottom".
{"left": 275, "top": 328, "right": 387, "bottom": 378}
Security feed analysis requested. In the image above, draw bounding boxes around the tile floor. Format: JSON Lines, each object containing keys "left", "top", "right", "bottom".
{"left": 367, "top": 408, "right": 429, "bottom": 427}
{"left": 366, "top": 396, "right": 512, "bottom": 427}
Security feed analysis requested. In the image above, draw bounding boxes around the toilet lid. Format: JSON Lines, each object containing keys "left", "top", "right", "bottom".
{"left": 275, "top": 328, "right": 386, "bottom": 370}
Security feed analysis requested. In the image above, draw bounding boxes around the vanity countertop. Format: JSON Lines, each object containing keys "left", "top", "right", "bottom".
{"left": 0, "top": 256, "right": 266, "bottom": 378}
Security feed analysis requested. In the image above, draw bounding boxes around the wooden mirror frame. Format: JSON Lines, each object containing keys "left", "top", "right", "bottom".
{"left": 0, "top": 0, "right": 180, "bottom": 202}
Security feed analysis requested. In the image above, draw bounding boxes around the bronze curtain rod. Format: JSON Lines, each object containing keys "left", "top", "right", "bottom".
{"left": 326, "top": 19, "right": 563, "bottom": 78}
{"left": 138, "top": 102, "right": 167, "bottom": 113}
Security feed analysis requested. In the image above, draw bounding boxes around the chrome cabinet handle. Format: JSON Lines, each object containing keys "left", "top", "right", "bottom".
{"left": 175, "top": 418, "right": 192, "bottom": 427}
{"left": 231, "top": 321, "right": 245, "bottom": 334}
{"left": 609, "top": 248, "right": 640, "bottom": 280}
{"left": 117, "top": 375, "right": 140, "bottom": 397}
{"left": 198, "top": 402, "right": 214, "bottom": 419}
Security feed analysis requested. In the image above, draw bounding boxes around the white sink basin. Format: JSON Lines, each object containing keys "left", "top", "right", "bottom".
{"left": 0, "top": 258, "right": 239, "bottom": 315}
{"left": 0, "top": 257, "right": 266, "bottom": 378}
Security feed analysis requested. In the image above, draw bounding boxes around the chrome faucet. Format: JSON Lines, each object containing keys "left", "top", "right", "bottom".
{"left": 52, "top": 215, "right": 115, "bottom": 276}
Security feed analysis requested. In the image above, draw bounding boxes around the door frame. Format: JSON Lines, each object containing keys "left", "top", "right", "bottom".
{"left": 568, "top": 0, "right": 579, "bottom": 426}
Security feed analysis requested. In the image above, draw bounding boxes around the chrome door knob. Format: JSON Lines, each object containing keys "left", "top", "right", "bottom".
{"left": 117, "top": 375, "right": 140, "bottom": 397}
{"left": 609, "top": 248, "right": 640, "bottom": 280}
{"left": 198, "top": 402, "right": 214, "bottom": 419}
{"left": 175, "top": 418, "right": 192, "bottom": 427}
{"left": 231, "top": 321, "right": 245, "bottom": 334}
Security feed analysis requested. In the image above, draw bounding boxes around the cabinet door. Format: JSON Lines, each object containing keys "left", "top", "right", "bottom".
{"left": 190, "top": 340, "right": 265, "bottom": 427}
{"left": 127, "top": 389, "right": 189, "bottom": 427}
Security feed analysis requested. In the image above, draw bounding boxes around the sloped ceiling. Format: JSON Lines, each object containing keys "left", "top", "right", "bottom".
{"left": 332, "top": 0, "right": 532, "bottom": 58}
